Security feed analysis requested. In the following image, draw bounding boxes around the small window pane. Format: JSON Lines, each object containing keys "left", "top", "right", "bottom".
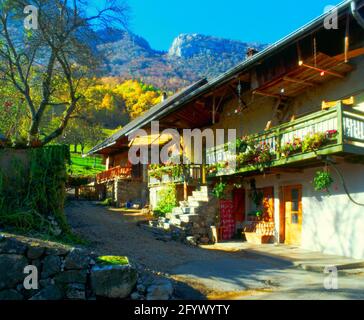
{"left": 292, "top": 213, "right": 299, "bottom": 224}
{"left": 291, "top": 189, "right": 299, "bottom": 211}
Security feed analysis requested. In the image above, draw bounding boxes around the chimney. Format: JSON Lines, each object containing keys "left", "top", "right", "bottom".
{"left": 246, "top": 47, "right": 259, "bottom": 59}
{"left": 161, "top": 92, "right": 168, "bottom": 102}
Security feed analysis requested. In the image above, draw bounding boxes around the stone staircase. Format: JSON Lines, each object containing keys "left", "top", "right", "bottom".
{"left": 146, "top": 186, "right": 218, "bottom": 244}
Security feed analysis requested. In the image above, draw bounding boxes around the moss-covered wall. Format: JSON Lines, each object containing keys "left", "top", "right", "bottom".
{"left": 0, "top": 146, "right": 70, "bottom": 235}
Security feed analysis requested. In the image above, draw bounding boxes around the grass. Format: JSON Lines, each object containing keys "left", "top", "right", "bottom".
{"left": 97, "top": 256, "right": 130, "bottom": 266}
{"left": 68, "top": 152, "right": 105, "bottom": 176}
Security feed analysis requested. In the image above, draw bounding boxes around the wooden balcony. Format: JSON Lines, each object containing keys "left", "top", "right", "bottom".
{"left": 148, "top": 165, "right": 203, "bottom": 187}
{"left": 206, "top": 102, "right": 364, "bottom": 177}
{"left": 96, "top": 166, "right": 132, "bottom": 184}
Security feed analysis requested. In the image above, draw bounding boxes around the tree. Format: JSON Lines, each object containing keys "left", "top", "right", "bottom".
{"left": 113, "top": 79, "right": 162, "bottom": 119}
{"left": 0, "top": 0, "right": 129, "bottom": 146}
{"left": 0, "top": 82, "right": 29, "bottom": 139}
{"left": 58, "top": 118, "right": 107, "bottom": 154}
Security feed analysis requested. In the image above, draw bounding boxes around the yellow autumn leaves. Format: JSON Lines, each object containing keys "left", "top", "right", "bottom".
{"left": 91, "top": 79, "right": 163, "bottom": 119}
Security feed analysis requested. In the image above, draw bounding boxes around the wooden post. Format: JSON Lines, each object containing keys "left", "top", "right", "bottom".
{"left": 337, "top": 102, "right": 344, "bottom": 146}
{"left": 184, "top": 180, "right": 188, "bottom": 202}
{"left": 345, "top": 13, "right": 350, "bottom": 63}
{"left": 212, "top": 95, "right": 216, "bottom": 125}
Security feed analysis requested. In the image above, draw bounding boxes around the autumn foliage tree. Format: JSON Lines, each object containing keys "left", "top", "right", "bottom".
{"left": 112, "top": 79, "right": 162, "bottom": 119}
{"left": 0, "top": 0, "right": 129, "bottom": 146}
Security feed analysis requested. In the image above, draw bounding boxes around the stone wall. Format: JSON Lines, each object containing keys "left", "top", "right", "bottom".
{"left": 0, "top": 233, "right": 137, "bottom": 300}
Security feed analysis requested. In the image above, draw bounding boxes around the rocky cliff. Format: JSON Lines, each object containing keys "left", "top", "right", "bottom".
{"left": 97, "top": 29, "right": 266, "bottom": 91}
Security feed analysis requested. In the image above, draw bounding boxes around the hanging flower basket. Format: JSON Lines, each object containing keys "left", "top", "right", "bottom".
{"left": 313, "top": 169, "right": 334, "bottom": 194}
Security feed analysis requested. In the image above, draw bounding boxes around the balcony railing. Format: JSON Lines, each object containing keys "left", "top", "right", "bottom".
{"left": 96, "top": 166, "right": 132, "bottom": 184}
{"left": 206, "top": 102, "right": 364, "bottom": 177}
{"left": 148, "top": 165, "right": 203, "bottom": 186}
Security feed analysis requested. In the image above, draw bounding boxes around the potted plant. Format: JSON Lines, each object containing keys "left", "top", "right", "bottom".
{"left": 212, "top": 182, "right": 227, "bottom": 199}
{"left": 302, "top": 132, "right": 327, "bottom": 153}
{"left": 313, "top": 169, "right": 334, "bottom": 194}
{"left": 254, "top": 143, "right": 275, "bottom": 166}
{"left": 326, "top": 129, "right": 338, "bottom": 140}
{"left": 281, "top": 138, "right": 302, "bottom": 157}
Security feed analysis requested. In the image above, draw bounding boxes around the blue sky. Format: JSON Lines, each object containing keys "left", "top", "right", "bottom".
{"left": 100, "top": 0, "right": 344, "bottom": 51}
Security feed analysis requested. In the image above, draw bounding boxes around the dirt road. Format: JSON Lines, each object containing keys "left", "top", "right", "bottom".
{"left": 65, "top": 201, "right": 364, "bottom": 300}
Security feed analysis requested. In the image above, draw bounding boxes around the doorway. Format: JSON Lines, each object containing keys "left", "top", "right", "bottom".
{"left": 281, "top": 185, "right": 303, "bottom": 246}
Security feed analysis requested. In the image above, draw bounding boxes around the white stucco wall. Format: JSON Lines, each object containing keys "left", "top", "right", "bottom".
{"left": 301, "top": 163, "right": 364, "bottom": 260}
{"left": 251, "top": 162, "right": 364, "bottom": 260}
{"left": 206, "top": 49, "right": 364, "bottom": 259}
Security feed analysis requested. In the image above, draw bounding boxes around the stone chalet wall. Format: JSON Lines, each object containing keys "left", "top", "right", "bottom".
{"left": 114, "top": 179, "right": 148, "bottom": 208}
{"left": 0, "top": 233, "right": 137, "bottom": 300}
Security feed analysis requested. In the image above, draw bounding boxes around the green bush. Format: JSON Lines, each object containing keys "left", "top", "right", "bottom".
{"left": 0, "top": 145, "right": 70, "bottom": 235}
{"left": 154, "top": 185, "right": 177, "bottom": 217}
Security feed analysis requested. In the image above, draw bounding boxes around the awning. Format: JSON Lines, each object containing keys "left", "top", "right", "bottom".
{"left": 128, "top": 133, "right": 174, "bottom": 147}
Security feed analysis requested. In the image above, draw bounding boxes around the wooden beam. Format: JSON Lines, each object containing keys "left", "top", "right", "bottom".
{"left": 228, "top": 85, "right": 248, "bottom": 109}
{"left": 253, "top": 90, "right": 287, "bottom": 99}
{"left": 283, "top": 76, "right": 315, "bottom": 87}
{"left": 269, "top": 168, "right": 304, "bottom": 174}
{"left": 214, "top": 89, "right": 228, "bottom": 114}
{"left": 333, "top": 48, "right": 364, "bottom": 62}
{"left": 298, "top": 61, "right": 345, "bottom": 78}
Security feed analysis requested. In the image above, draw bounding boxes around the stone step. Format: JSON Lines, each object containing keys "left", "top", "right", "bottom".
{"left": 169, "top": 218, "right": 182, "bottom": 226}
{"left": 198, "top": 186, "right": 209, "bottom": 193}
{"left": 179, "top": 214, "right": 200, "bottom": 224}
{"left": 174, "top": 206, "right": 191, "bottom": 215}
{"left": 192, "top": 190, "right": 209, "bottom": 198}
{"left": 189, "top": 195, "right": 209, "bottom": 202}
{"left": 188, "top": 206, "right": 204, "bottom": 214}
{"left": 179, "top": 201, "right": 190, "bottom": 208}
{"left": 162, "top": 223, "right": 171, "bottom": 231}
{"left": 149, "top": 220, "right": 159, "bottom": 227}
{"left": 165, "top": 212, "right": 173, "bottom": 219}
{"left": 187, "top": 200, "right": 206, "bottom": 208}
{"left": 172, "top": 207, "right": 183, "bottom": 215}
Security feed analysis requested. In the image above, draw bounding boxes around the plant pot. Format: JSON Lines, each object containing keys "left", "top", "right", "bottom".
{"left": 210, "top": 226, "right": 218, "bottom": 243}
{"left": 244, "top": 232, "right": 274, "bottom": 245}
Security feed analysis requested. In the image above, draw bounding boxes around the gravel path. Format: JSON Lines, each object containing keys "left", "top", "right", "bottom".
{"left": 65, "top": 201, "right": 230, "bottom": 273}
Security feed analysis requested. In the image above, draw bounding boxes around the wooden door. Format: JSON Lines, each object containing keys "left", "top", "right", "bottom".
{"left": 262, "top": 187, "right": 274, "bottom": 222}
{"left": 283, "top": 185, "right": 302, "bottom": 246}
{"left": 232, "top": 188, "right": 246, "bottom": 223}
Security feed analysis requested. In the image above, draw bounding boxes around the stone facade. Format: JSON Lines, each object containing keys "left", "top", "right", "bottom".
{"left": 114, "top": 179, "right": 148, "bottom": 208}
{"left": 102, "top": 179, "right": 148, "bottom": 208}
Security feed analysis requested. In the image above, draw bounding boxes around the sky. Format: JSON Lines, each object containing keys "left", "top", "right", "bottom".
{"left": 98, "top": 0, "right": 344, "bottom": 51}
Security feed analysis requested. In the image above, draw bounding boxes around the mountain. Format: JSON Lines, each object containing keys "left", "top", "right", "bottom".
{"left": 97, "top": 29, "right": 266, "bottom": 91}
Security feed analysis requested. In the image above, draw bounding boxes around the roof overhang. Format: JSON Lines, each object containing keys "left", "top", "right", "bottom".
{"left": 87, "top": 0, "right": 362, "bottom": 157}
